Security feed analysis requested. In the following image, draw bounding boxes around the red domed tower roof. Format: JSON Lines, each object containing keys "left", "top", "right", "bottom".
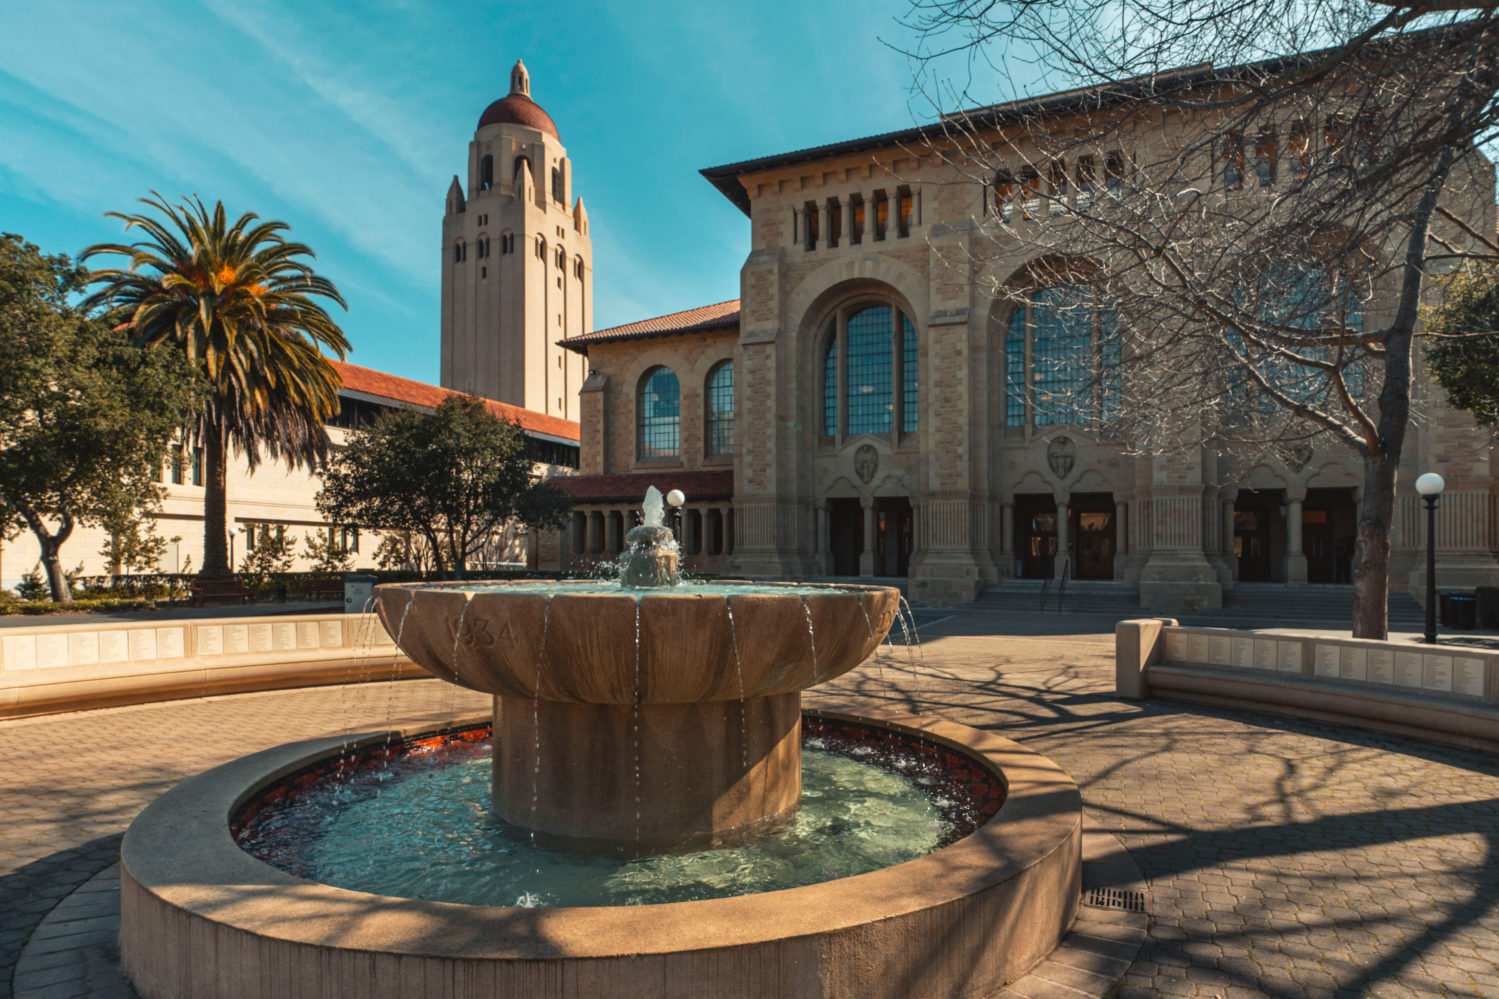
{"left": 477, "top": 59, "right": 559, "bottom": 141}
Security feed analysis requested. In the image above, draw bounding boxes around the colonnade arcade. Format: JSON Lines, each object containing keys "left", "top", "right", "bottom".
{"left": 567, "top": 503, "right": 735, "bottom": 573}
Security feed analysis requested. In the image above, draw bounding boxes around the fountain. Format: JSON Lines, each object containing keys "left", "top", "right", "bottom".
{"left": 118, "top": 487, "right": 1084, "bottom": 998}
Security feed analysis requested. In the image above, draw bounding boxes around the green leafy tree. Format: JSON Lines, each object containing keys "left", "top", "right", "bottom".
{"left": 0, "top": 234, "right": 194, "bottom": 601}
{"left": 239, "top": 526, "right": 295, "bottom": 583}
{"left": 82, "top": 194, "right": 350, "bottom": 579}
{"left": 318, "top": 396, "right": 571, "bottom": 576}
{"left": 302, "top": 529, "right": 354, "bottom": 573}
{"left": 99, "top": 507, "right": 171, "bottom": 575}
{"left": 371, "top": 529, "right": 436, "bottom": 572}
{"left": 1424, "top": 264, "right": 1499, "bottom": 427}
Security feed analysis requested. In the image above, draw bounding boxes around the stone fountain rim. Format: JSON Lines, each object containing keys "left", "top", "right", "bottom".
{"left": 120, "top": 706, "right": 1080, "bottom": 964}
{"left": 373, "top": 578, "right": 905, "bottom": 597}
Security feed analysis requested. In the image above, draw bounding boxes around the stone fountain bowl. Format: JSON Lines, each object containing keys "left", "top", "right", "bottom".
{"left": 374, "top": 580, "right": 902, "bottom": 704}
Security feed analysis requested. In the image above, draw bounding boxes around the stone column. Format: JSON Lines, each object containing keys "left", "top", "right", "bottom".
{"left": 1287, "top": 489, "right": 1307, "bottom": 584}
{"left": 814, "top": 500, "right": 831, "bottom": 574}
{"left": 1114, "top": 499, "right": 1128, "bottom": 580}
{"left": 1221, "top": 495, "right": 1237, "bottom": 587}
{"left": 1054, "top": 497, "right": 1070, "bottom": 579}
{"left": 587, "top": 511, "right": 603, "bottom": 555}
{"left": 860, "top": 500, "right": 876, "bottom": 577}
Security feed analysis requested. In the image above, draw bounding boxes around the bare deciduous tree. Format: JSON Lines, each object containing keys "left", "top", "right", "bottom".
{"left": 901, "top": 3, "right": 1499, "bottom": 636}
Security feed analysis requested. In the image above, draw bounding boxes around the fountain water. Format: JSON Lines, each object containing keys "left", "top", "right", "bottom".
{"left": 373, "top": 487, "right": 901, "bottom": 855}
{"left": 119, "top": 487, "right": 1085, "bottom": 999}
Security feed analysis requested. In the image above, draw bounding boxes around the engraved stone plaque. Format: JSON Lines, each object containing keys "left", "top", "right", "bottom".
{"left": 319, "top": 620, "right": 344, "bottom": 649}
{"left": 67, "top": 633, "right": 100, "bottom": 667}
{"left": 1165, "top": 631, "right": 1187, "bottom": 662}
{"left": 1253, "top": 639, "right": 1276, "bottom": 671}
{"left": 248, "top": 624, "right": 272, "bottom": 653}
{"left": 1339, "top": 647, "right": 1368, "bottom": 683}
{"left": 156, "top": 628, "right": 185, "bottom": 660}
{"left": 1231, "top": 637, "right": 1254, "bottom": 669}
{"left": 225, "top": 625, "right": 249, "bottom": 655}
{"left": 99, "top": 630, "right": 129, "bottom": 663}
{"left": 36, "top": 634, "right": 68, "bottom": 669}
{"left": 1278, "top": 641, "right": 1303, "bottom": 673}
{"left": 1394, "top": 651, "right": 1423, "bottom": 687}
{"left": 1367, "top": 649, "right": 1394, "bottom": 685}
{"left": 296, "top": 622, "right": 319, "bottom": 649}
{"left": 1422, "top": 654, "right": 1453, "bottom": 693}
{"left": 1453, "top": 657, "right": 1485, "bottom": 698}
{"left": 2, "top": 635, "right": 37, "bottom": 672}
{"left": 1314, "top": 644, "right": 1340, "bottom": 678}
{"left": 1209, "top": 636, "right": 1232, "bottom": 666}
{"left": 128, "top": 629, "right": 157, "bottom": 662}
{"left": 196, "top": 626, "right": 224, "bottom": 657}
{"left": 1189, "top": 633, "right": 1210, "bottom": 664}
{"left": 272, "top": 623, "right": 296, "bottom": 652}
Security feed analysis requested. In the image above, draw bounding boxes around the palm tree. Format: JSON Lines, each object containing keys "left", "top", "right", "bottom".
{"left": 82, "top": 194, "right": 349, "bottom": 578}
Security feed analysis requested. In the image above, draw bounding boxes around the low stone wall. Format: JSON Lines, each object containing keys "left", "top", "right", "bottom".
{"left": 1116, "top": 618, "right": 1499, "bottom": 754}
{"left": 0, "top": 612, "right": 422, "bottom": 719}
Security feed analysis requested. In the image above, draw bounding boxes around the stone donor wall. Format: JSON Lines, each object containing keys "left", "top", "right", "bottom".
{"left": 0, "top": 613, "right": 420, "bottom": 719}
{"left": 1115, "top": 619, "right": 1499, "bottom": 754}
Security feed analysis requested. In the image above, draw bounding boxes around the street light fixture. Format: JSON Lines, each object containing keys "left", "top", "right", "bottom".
{"left": 1415, "top": 472, "right": 1445, "bottom": 644}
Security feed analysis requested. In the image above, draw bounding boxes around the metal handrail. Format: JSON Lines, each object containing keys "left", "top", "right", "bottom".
{"left": 1056, "top": 558, "right": 1071, "bottom": 613}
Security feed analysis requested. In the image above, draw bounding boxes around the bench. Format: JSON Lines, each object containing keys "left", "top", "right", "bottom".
{"left": 307, "top": 576, "right": 345, "bottom": 602}
{"left": 189, "top": 578, "right": 251, "bottom": 608}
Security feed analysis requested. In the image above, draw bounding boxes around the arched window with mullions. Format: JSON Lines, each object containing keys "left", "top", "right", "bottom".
{"left": 637, "top": 367, "right": 681, "bottom": 460}
{"left": 820, "top": 303, "right": 919, "bottom": 438}
{"left": 1004, "top": 284, "right": 1120, "bottom": 428}
{"left": 705, "top": 361, "right": 734, "bottom": 456}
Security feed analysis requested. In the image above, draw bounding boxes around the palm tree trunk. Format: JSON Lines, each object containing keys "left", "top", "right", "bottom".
{"left": 201, "top": 417, "right": 232, "bottom": 578}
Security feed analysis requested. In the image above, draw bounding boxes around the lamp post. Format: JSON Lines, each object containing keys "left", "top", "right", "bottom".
{"left": 1415, "top": 472, "right": 1445, "bottom": 644}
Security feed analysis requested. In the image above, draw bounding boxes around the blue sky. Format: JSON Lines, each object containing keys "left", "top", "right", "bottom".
{"left": 0, "top": 0, "right": 977, "bottom": 383}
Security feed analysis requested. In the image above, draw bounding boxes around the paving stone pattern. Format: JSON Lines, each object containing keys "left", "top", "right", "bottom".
{"left": 3, "top": 612, "right": 1498, "bottom": 998}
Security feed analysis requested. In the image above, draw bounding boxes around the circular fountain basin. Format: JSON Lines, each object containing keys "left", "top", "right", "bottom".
{"left": 120, "top": 709, "right": 1082, "bottom": 999}
{"left": 374, "top": 580, "right": 902, "bottom": 855}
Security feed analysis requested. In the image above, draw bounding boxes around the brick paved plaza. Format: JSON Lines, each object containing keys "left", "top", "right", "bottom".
{"left": 3, "top": 609, "right": 1498, "bottom": 998}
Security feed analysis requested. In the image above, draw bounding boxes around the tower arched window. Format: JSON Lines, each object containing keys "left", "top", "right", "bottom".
{"left": 705, "top": 361, "right": 734, "bottom": 456}
{"left": 535, "top": 236, "right": 546, "bottom": 261}
{"left": 479, "top": 155, "right": 493, "bottom": 191}
{"left": 513, "top": 155, "right": 531, "bottom": 186}
{"left": 1004, "top": 284, "right": 1120, "bottom": 428}
{"left": 819, "top": 303, "right": 919, "bottom": 438}
{"left": 637, "top": 367, "right": 681, "bottom": 460}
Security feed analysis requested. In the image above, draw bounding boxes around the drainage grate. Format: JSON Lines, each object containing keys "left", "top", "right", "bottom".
{"left": 1082, "top": 887, "right": 1147, "bottom": 912}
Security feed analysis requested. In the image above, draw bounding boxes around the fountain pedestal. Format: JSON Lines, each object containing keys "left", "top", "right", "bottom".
{"left": 376, "top": 583, "right": 898, "bottom": 858}
{"left": 494, "top": 692, "right": 801, "bottom": 854}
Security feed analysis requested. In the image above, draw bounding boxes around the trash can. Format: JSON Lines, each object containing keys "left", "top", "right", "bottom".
{"left": 1449, "top": 594, "right": 1478, "bottom": 631}
{"left": 343, "top": 573, "right": 377, "bottom": 614}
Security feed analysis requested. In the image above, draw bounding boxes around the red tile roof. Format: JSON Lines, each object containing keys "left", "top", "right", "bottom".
{"left": 331, "top": 360, "right": 580, "bottom": 442}
{"left": 559, "top": 300, "right": 740, "bottom": 353}
{"left": 552, "top": 469, "right": 733, "bottom": 504}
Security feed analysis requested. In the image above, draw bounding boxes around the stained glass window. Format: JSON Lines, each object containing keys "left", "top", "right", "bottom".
{"left": 1006, "top": 309, "right": 1026, "bottom": 427}
{"left": 902, "top": 315, "right": 919, "bottom": 432}
{"left": 847, "top": 306, "right": 894, "bottom": 435}
{"left": 706, "top": 362, "right": 734, "bottom": 456}
{"left": 823, "top": 339, "right": 838, "bottom": 436}
{"left": 1032, "top": 286, "right": 1094, "bottom": 426}
{"left": 822, "top": 304, "right": 919, "bottom": 438}
{"left": 637, "top": 367, "right": 680, "bottom": 459}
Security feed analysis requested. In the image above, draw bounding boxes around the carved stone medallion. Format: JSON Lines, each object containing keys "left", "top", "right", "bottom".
{"left": 1284, "top": 443, "right": 1314, "bottom": 473}
{"left": 854, "top": 444, "right": 879, "bottom": 484}
{"left": 1046, "top": 436, "right": 1076, "bottom": 480}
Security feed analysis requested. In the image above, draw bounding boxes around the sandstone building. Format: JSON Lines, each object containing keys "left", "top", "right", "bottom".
{"left": 551, "top": 57, "right": 1499, "bottom": 610}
